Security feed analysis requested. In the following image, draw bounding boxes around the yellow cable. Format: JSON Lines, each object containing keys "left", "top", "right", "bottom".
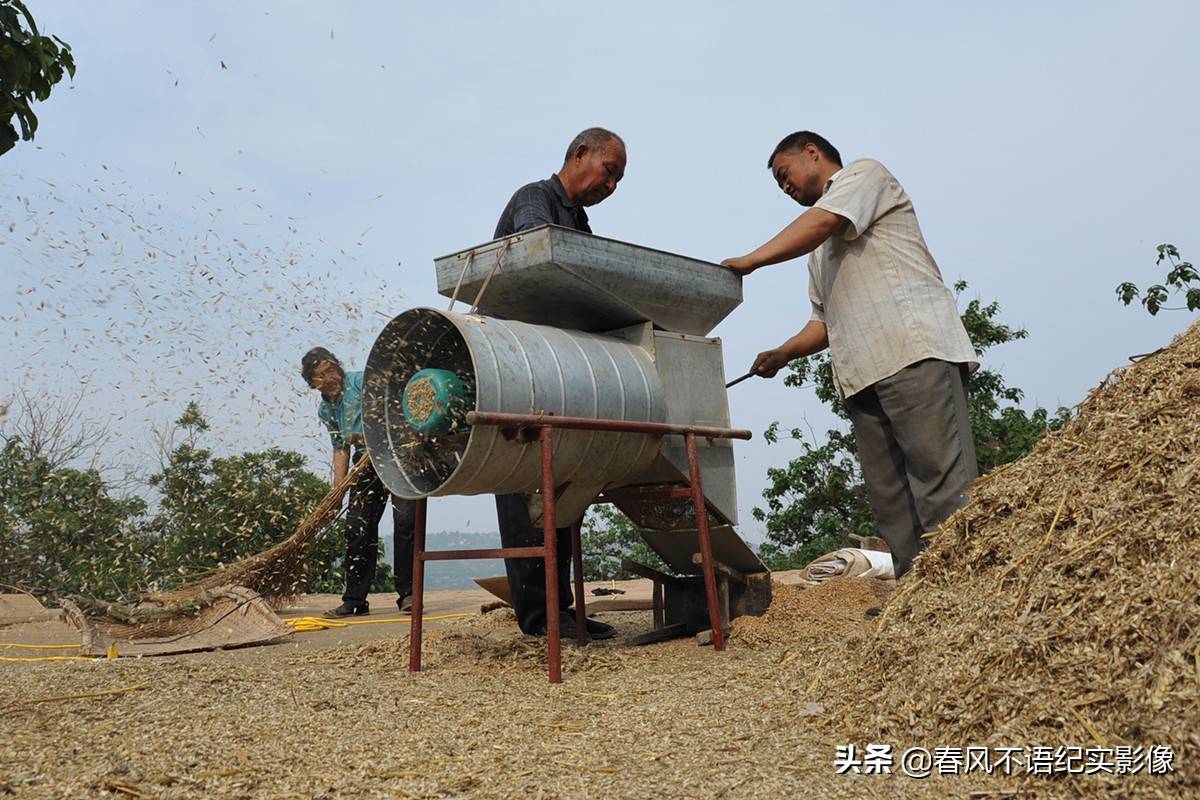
{"left": 0, "top": 655, "right": 94, "bottom": 663}
{"left": 0, "top": 643, "right": 79, "bottom": 650}
{"left": 285, "top": 611, "right": 475, "bottom": 633}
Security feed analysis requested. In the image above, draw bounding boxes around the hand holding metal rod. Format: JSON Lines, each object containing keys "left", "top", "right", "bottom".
{"left": 725, "top": 370, "right": 758, "bottom": 389}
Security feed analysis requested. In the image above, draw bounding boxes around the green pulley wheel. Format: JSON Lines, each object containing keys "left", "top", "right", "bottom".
{"left": 402, "top": 368, "right": 470, "bottom": 436}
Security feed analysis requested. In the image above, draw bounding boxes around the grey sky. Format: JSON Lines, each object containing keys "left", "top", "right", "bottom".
{"left": 3, "top": 1, "right": 1198, "bottom": 542}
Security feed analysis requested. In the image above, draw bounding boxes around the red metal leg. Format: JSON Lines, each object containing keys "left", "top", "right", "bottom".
{"left": 686, "top": 433, "right": 725, "bottom": 652}
{"left": 572, "top": 521, "right": 587, "bottom": 645}
{"left": 540, "top": 427, "right": 562, "bottom": 683}
{"left": 409, "top": 498, "right": 428, "bottom": 672}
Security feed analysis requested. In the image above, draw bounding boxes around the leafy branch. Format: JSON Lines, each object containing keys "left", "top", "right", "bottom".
{"left": 0, "top": 0, "right": 76, "bottom": 155}
{"left": 1116, "top": 244, "right": 1199, "bottom": 315}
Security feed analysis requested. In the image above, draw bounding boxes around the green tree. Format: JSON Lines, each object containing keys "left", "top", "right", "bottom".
{"left": 755, "top": 282, "right": 1069, "bottom": 567}
{"left": 752, "top": 426, "right": 874, "bottom": 570}
{"left": 957, "top": 287, "right": 1072, "bottom": 474}
{"left": 0, "top": 0, "right": 76, "bottom": 155}
{"left": 1116, "top": 244, "right": 1198, "bottom": 315}
{"left": 580, "top": 504, "right": 670, "bottom": 581}
{"left": 0, "top": 397, "right": 355, "bottom": 601}
{"left": 147, "top": 402, "right": 343, "bottom": 591}
{"left": 0, "top": 437, "right": 149, "bottom": 600}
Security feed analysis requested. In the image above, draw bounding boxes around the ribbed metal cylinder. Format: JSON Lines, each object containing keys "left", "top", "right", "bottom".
{"left": 363, "top": 308, "right": 667, "bottom": 499}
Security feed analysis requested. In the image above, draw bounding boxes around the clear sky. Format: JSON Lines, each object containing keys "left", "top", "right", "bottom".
{"left": 3, "top": 1, "right": 1198, "bottom": 542}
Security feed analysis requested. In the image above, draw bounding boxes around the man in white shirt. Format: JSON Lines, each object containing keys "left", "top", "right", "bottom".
{"left": 722, "top": 131, "right": 978, "bottom": 577}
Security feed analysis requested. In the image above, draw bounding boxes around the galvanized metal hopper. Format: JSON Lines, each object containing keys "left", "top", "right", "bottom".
{"left": 434, "top": 224, "right": 742, "bottom": 335}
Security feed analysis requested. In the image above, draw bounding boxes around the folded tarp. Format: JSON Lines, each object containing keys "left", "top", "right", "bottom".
{"left": 799, "top": 548, "right": 894, "bottom": 586}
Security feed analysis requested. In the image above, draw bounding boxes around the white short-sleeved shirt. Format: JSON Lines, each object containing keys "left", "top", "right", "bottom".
{"left": 809, "top": 158, "right": 978, "bottom": 399}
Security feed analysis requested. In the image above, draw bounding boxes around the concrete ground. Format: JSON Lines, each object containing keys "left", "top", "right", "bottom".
{"left": 0, "top": 574, "right": 691, "bottom": 658}
{"left": 1, "top": 572, "right": 813, "bottom": 657}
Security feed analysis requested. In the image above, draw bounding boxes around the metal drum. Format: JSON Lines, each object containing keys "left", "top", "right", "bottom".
{"left": 363, "top": 308, "right": 667, "bottom": 502}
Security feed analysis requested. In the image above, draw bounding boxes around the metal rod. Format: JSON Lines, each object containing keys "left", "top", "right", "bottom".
{"left": 725, "top": 371, "right": 756, "bottom": 389}
{"left": 466, "top": 411, "right": 752, "bottom": 441}
{"left": 445, "top": 249, "right": 475, "bottom": 311}
{"left": 572, "top": 521, "right": 587, "bottom": 646}
{"left": 540, "top": 427, "right": 562, "bottom": 684}
{"left": 409, "top": 498, "right": 428, "bottom": 673}
{"left": 468, "top": 238, "right": 511, "bottom": 314}
{"left": 420, "top": 547, "right": 545, "bottom": 561}
{"left": 685, "top": 432, "right": 725, "bottom": 652}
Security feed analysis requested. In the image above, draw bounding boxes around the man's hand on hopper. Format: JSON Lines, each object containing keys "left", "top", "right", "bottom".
{"left": 720, "top": 255, "right": 758, "bottom": 275}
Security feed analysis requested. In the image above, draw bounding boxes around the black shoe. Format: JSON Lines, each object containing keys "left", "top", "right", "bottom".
{"left": 554, "top": 615, "right": 617, "bottom": 641}
{"left": 585, "top": 618, "right": 617, "bottom": 640}
{"left": 397, "top": 595, "right": 413, "bottom": 613}
{"left": 324, "top": 602, "right": 369, "bottom": 619}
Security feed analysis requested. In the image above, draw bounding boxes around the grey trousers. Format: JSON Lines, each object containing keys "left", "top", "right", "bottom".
{"left": 844, "top": 359, "right": 977, "bottom": 577}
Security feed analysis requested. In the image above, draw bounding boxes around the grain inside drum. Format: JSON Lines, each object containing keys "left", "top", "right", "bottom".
{"left": 407, "top": 377, "right": 437, "bottom": 423}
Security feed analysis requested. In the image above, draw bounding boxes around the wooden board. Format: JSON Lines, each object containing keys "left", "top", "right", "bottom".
{"left": 0, "top": 593, "right": 59, "bottom": 626}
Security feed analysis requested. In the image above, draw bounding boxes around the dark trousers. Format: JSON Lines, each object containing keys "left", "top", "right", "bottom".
{"left": 343, "top": 452, "right": 416, "bottom": 605}
{"left": 495, "top": 493, "right": 573, "bottom": 635}
{"left": 844, "top": 359, "right": 978, "bottom": 578}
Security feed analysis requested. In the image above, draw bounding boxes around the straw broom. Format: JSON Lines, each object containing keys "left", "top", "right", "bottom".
{"left": 142, "top": 454, "right": 373, "bottom": 609}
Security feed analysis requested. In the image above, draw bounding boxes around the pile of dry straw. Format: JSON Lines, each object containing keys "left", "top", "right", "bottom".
{"left": 801, "top": 321, "right": 1200, "bottom": 793}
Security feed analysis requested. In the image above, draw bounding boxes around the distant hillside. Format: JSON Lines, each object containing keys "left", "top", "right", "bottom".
{"left": 384, "top": 530, "right": 504, "bottom": 590}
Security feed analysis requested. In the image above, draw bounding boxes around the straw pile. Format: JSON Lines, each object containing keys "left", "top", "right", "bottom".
{"left": 805, "top": 321, "right": 1200, "bottom": 794}
{"left": 731, "top": 578, "right": 891, "bottom": 649}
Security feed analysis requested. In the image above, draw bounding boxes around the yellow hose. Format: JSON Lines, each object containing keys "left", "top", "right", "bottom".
{"left": 0, "top": 643, "right": 79, "bottom": 650}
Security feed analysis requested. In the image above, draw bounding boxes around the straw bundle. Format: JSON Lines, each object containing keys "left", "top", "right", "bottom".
{"left": 806, "top": 321, "right": 1200, "bottom": 793}
{"left": 142, "top": 454, "right": 372, "bottom": 610}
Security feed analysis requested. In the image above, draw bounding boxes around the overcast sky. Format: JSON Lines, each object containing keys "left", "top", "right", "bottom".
{"left": 3, "top": 1, "right": 1198, "bottom": 543}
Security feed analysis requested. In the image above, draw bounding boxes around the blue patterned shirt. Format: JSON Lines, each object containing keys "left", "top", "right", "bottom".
{"left": 317, "top": 370, "right": 365, "bottom": 449}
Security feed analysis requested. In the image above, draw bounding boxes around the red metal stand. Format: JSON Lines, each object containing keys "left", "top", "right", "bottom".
{"left": 539, "top": 426, "right": 562, "bottom": 682}
{"left": 409, "top": 496, "right": 427, "bottom": 673}
{"left": 406, "top": 412, "right": 751, "bottom": 683}
{"left": 686, "top": 432, "right": 725, "bottom": 652}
